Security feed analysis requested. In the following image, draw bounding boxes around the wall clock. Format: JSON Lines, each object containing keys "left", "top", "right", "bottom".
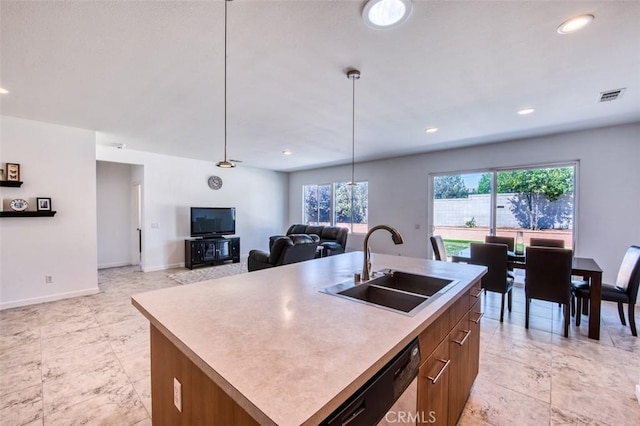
{"left": 208, "top": 175, "right": 223, "bottom": 190}
{"left": 10, "top": 198, "right": 28, "bottom": 211}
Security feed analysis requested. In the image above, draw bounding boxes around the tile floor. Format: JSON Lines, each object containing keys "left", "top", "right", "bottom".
{"left": 1, "top": 266, "right": 639, "bottom": 425}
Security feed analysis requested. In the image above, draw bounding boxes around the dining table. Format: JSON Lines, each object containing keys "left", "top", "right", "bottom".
{"left": 451, "top": 249, "right": 603, "bottom": 340}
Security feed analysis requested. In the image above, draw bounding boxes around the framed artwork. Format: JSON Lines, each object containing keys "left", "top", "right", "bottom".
{"left": 6, "top": 163, "right": 20, "bottom": 181}
{"left": 37, "top": 197, "right": 52, "bottom": 211}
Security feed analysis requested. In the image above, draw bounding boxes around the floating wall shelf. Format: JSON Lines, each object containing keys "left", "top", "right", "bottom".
{"left": 0, "top": 181, "right": 23, "bottom": 188}
{"left": 0, "top": 211, "right": 57, "bottom": 218}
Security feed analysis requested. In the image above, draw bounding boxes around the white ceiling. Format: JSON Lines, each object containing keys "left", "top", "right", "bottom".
{"left": 1, "top": 1, "right": 639, "bottom": 172}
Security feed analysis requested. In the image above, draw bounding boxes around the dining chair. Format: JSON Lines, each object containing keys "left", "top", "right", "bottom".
{"left": 529, "top": 238, "right": 564, "bottom": 248}
{"left": 525, "top": 246, "right": 573, "bottom": 337}
{"left": 470, "top": 242, "right": 513, "bottom": 322}
{"left": 430, "top": 235, "right": 447, "bottom": 261}
{"left": 574, "top": 245, "right": 640, "bottom": 336}
{"left": 485, "top": 235, "right": 515, "bottom": 251}
{"left": 485, "top": 235, "right": 515, "bottom": 278}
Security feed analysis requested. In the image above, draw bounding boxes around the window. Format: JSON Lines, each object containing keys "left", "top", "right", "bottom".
{"left": 430, "top": 163, "right": 576, "bottom": 258}
{"left": 303, "top": 181, "right": 368, "bottom": 233}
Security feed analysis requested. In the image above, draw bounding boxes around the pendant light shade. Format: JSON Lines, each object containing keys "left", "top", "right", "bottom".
{"left": 216, "top": 0, "right": 236, "bottom": 168}
{"left": 347, "top": 69, "right": 360, "bottom": 186}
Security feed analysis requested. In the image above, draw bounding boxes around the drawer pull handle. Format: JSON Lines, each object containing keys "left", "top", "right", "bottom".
{"left": 427, "top": 359, "right": 451, "bottom": 384}
{"left": 472, "top": 312, "right": 484, "bottom": 324}
{"left": 472, "top": 288, "right": 485, "bottom": 298}
{"left": 453, "top": 329, "right": 471, "bottom": 346}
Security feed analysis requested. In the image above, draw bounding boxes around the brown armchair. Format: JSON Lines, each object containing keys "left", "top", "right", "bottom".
{"left": 248, "top": 234, "right": 320, "bottom": 272}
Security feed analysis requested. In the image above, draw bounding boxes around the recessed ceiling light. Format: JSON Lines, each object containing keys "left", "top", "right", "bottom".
{"left": 557, "top": 14, "right": 594, "bottom": 34}
{"left": 362, "top": 0, "right": 413, "bottom": 29}
{"left": 425, "top": 127, "right": 438, "bottom": 133}
{"left": 0, "top": 87, "right": 8, "bottom": 94}
{"left": 518, "top": 108, "right": 535, "bottom": 115}
{"left": 282, "top": 150, "right": 292, "bottom": 155}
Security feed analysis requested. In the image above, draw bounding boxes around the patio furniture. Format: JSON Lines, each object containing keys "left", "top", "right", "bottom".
{"left": 574, "top": 245, "right": 640, "bottom": 336}
{"left": 525, "top": 246, "right": 573, "bottom": 337}
{"left": 430, "top": 235, "right": 447, "bottom": 261}
{"left": 470, "top": 242, "right": 513, "bottom": 322}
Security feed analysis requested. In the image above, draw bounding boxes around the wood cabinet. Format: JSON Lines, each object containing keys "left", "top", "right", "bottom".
{"left": 185, "top": 237, "right": 240, "bottom": 269}
{"left": 417, "top": 280, "right": 482, "bottom": 426}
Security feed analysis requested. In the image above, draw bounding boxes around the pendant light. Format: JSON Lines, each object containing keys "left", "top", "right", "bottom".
{"left": 216, "top": 0, "right": 235, "bottom": 168}
{"left": 347, "top": 69, "right": 360, "bottom": 186}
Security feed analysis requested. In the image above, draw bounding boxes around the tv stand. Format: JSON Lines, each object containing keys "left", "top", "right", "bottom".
{"left": 185, "top": 237, "right": 240, "bottom": 270}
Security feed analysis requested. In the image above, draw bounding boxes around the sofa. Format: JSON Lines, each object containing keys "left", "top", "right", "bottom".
{"left": 284, "top": 224, "right": 349, "bottom": 257}
{"left": 248, "top": 234, "right": 320, "bottom": 272}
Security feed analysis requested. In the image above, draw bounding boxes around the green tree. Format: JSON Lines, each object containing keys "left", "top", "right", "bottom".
{"left": 434, "top": 175, "right": 469, "bottom": 199}
{"left": 499, "top": 168, "right": 573, "bottom": 230}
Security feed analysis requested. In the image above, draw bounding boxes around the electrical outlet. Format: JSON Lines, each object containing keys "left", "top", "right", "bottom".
{"left": 45, "top": 275, "right": 54, "bottom": 284}
{"left": 151, "top": 223, "right": 160, "bottom": 228}
{"left": 173, "top": 378, "right": 182, "bottom": 412}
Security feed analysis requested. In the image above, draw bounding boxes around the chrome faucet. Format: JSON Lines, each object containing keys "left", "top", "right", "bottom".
{"left": 362, "top": 225, "right": 404, "bottom": 282}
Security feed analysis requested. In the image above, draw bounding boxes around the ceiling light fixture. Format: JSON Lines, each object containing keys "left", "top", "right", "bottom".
{"left": 282, "top": 150, "right": 292, "bottom": 155}
{"left": 347, "top": 69, "right": 361, "bottom": 186}
{"left": 216, "top": 0, "right": 236, "bottom": 169}
{"left": 518, "top": 107, "right": 535, "bottom": 115}
{"left": 557, "top": 14, "right": 594, "bottom": 34}
{"left": 362, "top": 0, "right": 413, "bottom": 29}
{"left": 425, "top": 127, "right": 438, "bottom": 133}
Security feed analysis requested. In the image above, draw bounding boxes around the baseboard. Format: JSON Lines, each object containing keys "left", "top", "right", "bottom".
{"left": 143, "top": 262, "right": 184, "bottom": 273}
{"left": 0, "top": 287, "right": 100, "bottom": 310}
{"left": 98, "top": 261, "right": 136, "bottom": 269}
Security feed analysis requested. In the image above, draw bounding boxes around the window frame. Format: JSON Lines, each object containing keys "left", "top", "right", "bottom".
{"left": 302, "top": 180, "right": 369, "bottom": 234}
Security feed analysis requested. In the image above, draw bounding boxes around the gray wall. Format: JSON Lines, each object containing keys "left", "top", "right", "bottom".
{"left": 288, "top": 122, "right": 640, "bottom": 283}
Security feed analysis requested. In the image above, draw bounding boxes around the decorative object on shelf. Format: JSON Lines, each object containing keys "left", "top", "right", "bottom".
{"left": 6, "top": 163, "right": 20, "bottom": 181}
{"left": 37, "top": 197, "right": 52, "bottom": 211}
{"left": 0, "top": 168, "right": 4, "bottom": 181}
{"left": 207, "top": 175, "right": 223, "bottom": 190}
{"left": 10, "top": 198, "right": 28, "bottom": 212}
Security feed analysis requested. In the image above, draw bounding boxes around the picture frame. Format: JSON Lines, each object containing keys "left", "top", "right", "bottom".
{"left": 0, "top": 169, "right": 4, "bottom": 181}
{"left": 37, "top": 197, "right": 52, "bottom": 211}
{"left": 6, "top": 163, "right": 20, "bottom": 181}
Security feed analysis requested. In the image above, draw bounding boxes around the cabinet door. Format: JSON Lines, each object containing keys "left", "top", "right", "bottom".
{"left": 217, "top": 240, "right": 232, "bottom": 261}
{"left": 417, "top": 338, "right": 450, "bottom": 426}
{"left": 191, "top": 242, "right": 204, "bottom": 263}
{"left": 447, "top": 315, "right": 472, "bottom": 424}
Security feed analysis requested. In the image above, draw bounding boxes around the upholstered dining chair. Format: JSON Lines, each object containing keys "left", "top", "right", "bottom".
{"left": 525, "top": 246, "right": 573, "bottom": 337}
{"left": 574, "top": 245, "right": 640, "bottom": 336}
{"left": 430, "top": 235, "right": 447, "bottom": 261}
{"left": 485, "top": 235, "right": 515, "bottom": 251}
{"left": 485, "top": 235, "right": 516, "bottom": 278}
{"left": 470, "top": 242, "right": 513, "bottom": 322}
{"left": 529, "top": 238, "right": 564, "bottom": 248}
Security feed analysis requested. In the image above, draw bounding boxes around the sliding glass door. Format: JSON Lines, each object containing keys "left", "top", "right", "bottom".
{"left": 430, "top": 164, "right": 576, "bottom": 259}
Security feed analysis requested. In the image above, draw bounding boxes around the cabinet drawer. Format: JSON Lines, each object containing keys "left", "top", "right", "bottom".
{"left": 418, "top": 338, "right": 450, "bottom": 426}
{"left": 419, "top": 308, "right": 450, "bottom": 359}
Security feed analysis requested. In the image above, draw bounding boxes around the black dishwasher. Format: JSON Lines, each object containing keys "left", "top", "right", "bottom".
{"left": 321, "top": 338, "right": 420, "bottom": 426}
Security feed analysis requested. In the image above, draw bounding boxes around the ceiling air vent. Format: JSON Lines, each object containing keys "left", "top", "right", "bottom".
{"left": 598, "top": 88, "right": 626, "bottom": 102}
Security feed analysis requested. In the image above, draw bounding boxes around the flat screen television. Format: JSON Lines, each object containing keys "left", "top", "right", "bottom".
{"left": 190, "top": 207, "right": 236, "bottom": 238}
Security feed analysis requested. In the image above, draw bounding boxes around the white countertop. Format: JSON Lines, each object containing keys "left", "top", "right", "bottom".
{"left": 132, "top": 252, "right": 486, "bottom": 426}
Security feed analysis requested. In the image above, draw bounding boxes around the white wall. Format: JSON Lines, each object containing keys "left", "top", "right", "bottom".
{"left": 96, "top": 161, "right": 134, "bottom": 268}
{"left": 0, "top": 116, "right": 99, "bottom": 309}
{"left": 289, "top": 123, "right": 640, "bottom": 283}
{"left": 96, "top": 145, "right": 288, "bottom": 271}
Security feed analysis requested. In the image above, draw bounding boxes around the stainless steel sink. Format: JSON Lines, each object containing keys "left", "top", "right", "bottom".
{"left": 322, "top": 270, "right": 459, "bottom": 316}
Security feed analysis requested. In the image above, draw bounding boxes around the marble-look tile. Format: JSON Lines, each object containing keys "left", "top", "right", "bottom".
{"left": 101, "top": 318, "right": 149, "bottom": 356}
{"left": 91, "top": 301, "right": 141, "bottom": 326}
{"left": 478, "top": 352, "right": 551, "bottom": 403}
{"left": 131, "top": 417, "right": 152, "bottom": 426}
{"left": 550, "top": 406, "right": 603, "bottom": 425}
{"left": 0, "top": 343, "right": 42, "bottom": 396}
{"left": 42, "top": 362, "right": 131, "bottom": 415}
{"left": 550, "top": 374, "right": 640, "bottom": 426}
{"left": 119, "top": 349, "right": 150, "bottom": 384}
{"left": 0, "top": 384, "right": 42, "bottom": 426}
{"left": 132, "top": 376, "right": 152, "bottom": 417}
{"left": 485, "top": 330, "right": 554, "bottom": 367}
{"left": 551, "top": 351, "right": 636, "bottom": 394}
{"left": 0, "top": 305, "right": 41, "bottom": 324}
{"left": 0, "top": 326, "right": 40, "bottom": 352}
{"left": 43, "top": 383, "right": 147, "bottom": 426}
{"left": 41, "top": 341, "right": 119, "bottom": 381}
{"left": 459, "top": 378, "right": 550, "bottom": 426}
{"left": 39, "top": 312, "right": 101, "bottom": 339}
{"left": 40, "top": 326, "right": 107, "bottom": 359}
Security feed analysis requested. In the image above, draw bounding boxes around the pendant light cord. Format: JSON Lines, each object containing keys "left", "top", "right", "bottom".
{"left": 224, "top": 0, "right": 228, "bottom": 162}
{"left": 351, "top": 75, "right": 355, "bottom": 185}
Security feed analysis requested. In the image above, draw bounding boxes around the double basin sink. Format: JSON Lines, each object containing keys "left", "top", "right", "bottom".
{"left": 322, "top": 270, "right": 459, "bottom": 316}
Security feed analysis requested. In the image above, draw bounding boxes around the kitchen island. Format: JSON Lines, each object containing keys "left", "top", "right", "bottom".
{"left": 132, "top": 252, "right": 487, "bottom": 425}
